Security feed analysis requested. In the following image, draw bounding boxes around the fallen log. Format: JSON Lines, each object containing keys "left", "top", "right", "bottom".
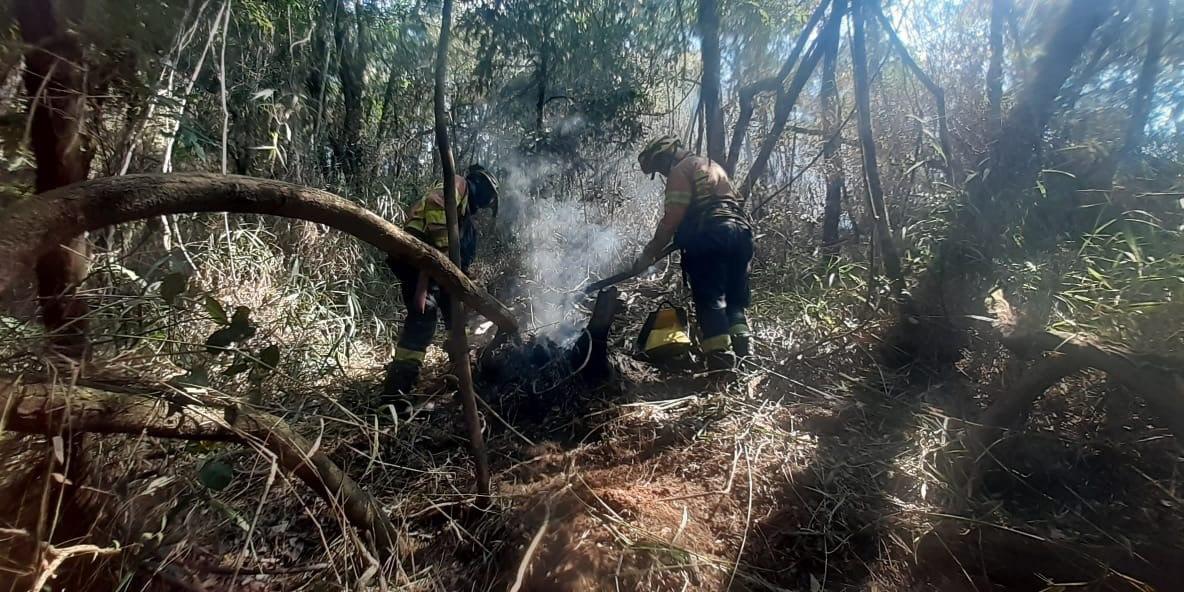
{"left": 970, "top": 291, "right": 1184, "bottom": 451}
{"left": 986, "top": 330, "right": 1184, "bottom": 442}
{"left": 0, "top": 173, "right": 518, "bottom": 334}
{"left": 0, "top": 378, "right": 398, "bottom": 558}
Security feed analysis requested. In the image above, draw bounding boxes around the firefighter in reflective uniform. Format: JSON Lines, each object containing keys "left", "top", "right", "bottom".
{"left": 381, "top": 165, "right": 498, "bottom": 404}
{"left": 627, "top": 135, "right": 753, "bottom": 368}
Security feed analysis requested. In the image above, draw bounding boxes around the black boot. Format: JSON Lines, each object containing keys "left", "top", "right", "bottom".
{"left": 376, "top": 360, "right": 421, "bottom": 416}
{"left": 383, "top": 360, "right": 421, "bottom": 394}
{"left": 731, "top": 333, "right": 751, "bottom": 358}
{"left": 704, "top": 349, "right": 736, "bottom": 371}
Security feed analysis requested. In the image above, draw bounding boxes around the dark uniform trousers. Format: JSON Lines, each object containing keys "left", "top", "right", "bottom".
{"left": 680, "top": 218, "right": 753, "bottom": 354}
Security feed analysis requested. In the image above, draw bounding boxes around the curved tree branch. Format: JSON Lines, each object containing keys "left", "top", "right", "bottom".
{"left": 970, "top": 292, "right": 1184, "bottom": 453}
{"left": 872, "top": 0, "right": 959, "bottom": 185}
{"left": 994, "top": 329, "right": 1184, "bottom": 444}
{"left": 0, "top": 378, "right": 398, "bottom": 557}
{"left": 725, "top": 0, "right": 831, "bottom": 176}
{"left": 0, "top": 173, "right": 519, "bottom": 334}
{"left": 739, "top": 0, "right": 844, "bottom": 200}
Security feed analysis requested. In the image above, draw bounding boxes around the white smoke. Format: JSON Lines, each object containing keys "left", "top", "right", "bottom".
{"left": 490, "top": 139, "right": 662, "bottom": 346}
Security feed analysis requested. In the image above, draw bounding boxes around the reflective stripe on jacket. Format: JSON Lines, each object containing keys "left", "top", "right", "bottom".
{"left": 405, "top": 175, "right": 470, "bottom": 250}
{"left": 664, "top": 155, "right": 750, "bottom": 249}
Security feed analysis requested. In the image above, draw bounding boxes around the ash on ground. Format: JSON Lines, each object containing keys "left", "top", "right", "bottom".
{"left": 475, "top": 329, "right": 610, "bottom": 427}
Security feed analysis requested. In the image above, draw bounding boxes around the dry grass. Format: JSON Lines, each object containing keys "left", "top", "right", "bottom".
{"left": 1, "top": 211, "right": 1181, "bottom": 592}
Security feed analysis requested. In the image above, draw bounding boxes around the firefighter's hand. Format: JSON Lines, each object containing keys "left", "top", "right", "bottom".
{"left": 630, "top": 257, "right": 651, "bottom": 275}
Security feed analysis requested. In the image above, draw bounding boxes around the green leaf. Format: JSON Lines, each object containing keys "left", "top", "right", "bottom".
{"left": 204, "top": 296, "right": 229, "bottom": 325}
{"left": 205, "top": 322, "right": 257, "bottom": 353}
{"left": 159, "top": 272, "right": 189, "bottom": 305}
{"left": 205, "top": 327, "right": 237, "bottom": 353}
{"left": 224, "top": 359, "right": 252, "bottom": 376}
{"left": 1122, "top": 231, "right": 1144, "bottom": 266}
{"left": 230, "top": 306, "right": 251, "bottom": 329}
{"left": 258, "top": 344, "right": 281, "bottom": 370}
{"left": 198, "top": 458, "right": 234, "bottom": 491}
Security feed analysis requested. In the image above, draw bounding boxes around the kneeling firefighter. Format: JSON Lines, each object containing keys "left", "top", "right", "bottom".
{"left": 626, "top": 135, "right": 754, "bottom": 368}
{"left": 380, "top": 164, "right": 499, "bottom": 404}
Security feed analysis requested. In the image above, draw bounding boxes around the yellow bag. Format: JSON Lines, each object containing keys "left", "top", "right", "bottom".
{"left": 637, "top": 302, "right": 692, "bottom": 360}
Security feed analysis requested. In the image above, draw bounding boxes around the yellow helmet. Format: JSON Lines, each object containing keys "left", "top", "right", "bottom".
{"left": 638, "top": 135, "right": 682, "bottom": 175}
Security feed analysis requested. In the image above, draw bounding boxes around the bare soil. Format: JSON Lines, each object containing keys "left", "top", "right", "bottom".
{"left": 3, "top": 339, "right": 1181, "bottom": 591}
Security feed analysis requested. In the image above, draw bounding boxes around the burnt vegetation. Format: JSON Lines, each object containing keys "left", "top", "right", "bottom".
{"left": 0, "top": 0, "right": 1182, "bottom": 590}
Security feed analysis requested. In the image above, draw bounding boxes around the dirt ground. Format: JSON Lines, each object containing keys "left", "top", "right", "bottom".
{"left": 385, "top": 341, "right": 1183, "bottom": 592}
{"left": 3, "top": 336, "right": 1182, "bottom": 591}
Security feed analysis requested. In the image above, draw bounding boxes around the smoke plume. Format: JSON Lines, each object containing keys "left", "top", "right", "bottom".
{"left": 491, "top": 144, "right": 661, "bottom": 346}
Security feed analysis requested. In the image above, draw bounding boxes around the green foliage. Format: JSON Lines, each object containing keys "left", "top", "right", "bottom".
{"left": 237, "top": 0, "right": 279, "bottom": 37}
{"left": 750, "top": 249, "right": 871, "bottom": 336}
{"left": 459, "top": 0, "right": 684, "bottom": 157}
{"left": 728, "top": 0, "right": 816, "bottom": 83}
{"left": 1049, "top": 217, "right": 1184, "bottom": 351}
{"left": 204, "top": 295, "right": 229, "bottom": 325}
{"left": 198, "top": 457, "right": 235, "bottom": 491}
{"left": 204, "top": 305, "right": 258, "bottom": 356}
{"left": 159, "top": 272, "right": 189, "bottom": 305}
{"left": 151, "top": 276, "right": 282, "bottom": 393}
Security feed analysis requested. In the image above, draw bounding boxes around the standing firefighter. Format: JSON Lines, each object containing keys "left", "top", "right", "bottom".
{"left": 380, "top": 164, "right": 499, "bottom": 404}
{"left": 628, "top": 135, "right": 754, "bottom": 368}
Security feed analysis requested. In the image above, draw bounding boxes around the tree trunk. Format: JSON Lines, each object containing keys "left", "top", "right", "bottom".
{"left": 309, "top": 0, "right": 338, "bottom": 165}
{"left": 376, "top": 66, "right": 400, "bottom": 142}
{"left": 1081, "top": 0, "right": 1166, "bottom": 188}
{"left": 433, "top": 0, "right": 492, "bottom": 503}
{"left": 334, "top": 0, "right": 367, "bottom": 181}
{"left": 15, "top": 0, "right": 92, "bottom": 361}
{"left": 698, "top": 0, "right": 726, "bottom": 163}
{"left": 886, "top": 0, "right": 1115, "bottom": 371}
{"left": 533, "top": 59, "right": 545, "bottom": 133}
{"left": 987, "top": 0, "right": 1006, "bottom": 136}
{"left": 819, "top": 16, "right": 844, "bottom": 255}
{"left": 725, "top": 0, "right": 829, "bottom": 175}
{"left": 0, "top": 173, "right": 520, "bottom": 334}
{"left": 725, "top": 80, "right": 773, "bottom": 176}
{"left": 972, "top": 0, "right": 1113, "bottom": 222}
{"left": 740, "top": 0, "right": 844, "bottom": 200}
{"left": 851, "top": 0, "right": 904, "bottom": 295}
{"left": 1116, "top": 0, "right": 1167, "bottom": 170}
{"left": 1057, "top": 1, "right": 1129, "bottom": 118}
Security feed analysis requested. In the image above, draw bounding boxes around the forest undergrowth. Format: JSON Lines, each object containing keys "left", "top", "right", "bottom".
{"left": 3, "top": 210, "right": 1181, "bottom": 591}
{"left": 3, "top": 0, "right": 1184, "bottom": 589}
